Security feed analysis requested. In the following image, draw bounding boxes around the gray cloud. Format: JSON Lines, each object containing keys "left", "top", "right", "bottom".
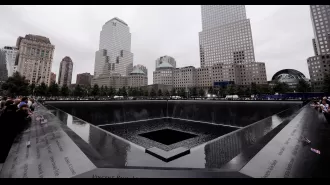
{"left": 0, "top": 5, "right": 314, "bottom": 84}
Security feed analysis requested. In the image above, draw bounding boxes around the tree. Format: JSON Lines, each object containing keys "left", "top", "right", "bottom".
{"left": 157, "top": 89, "right": 163, "bottom": 97}
{"left": 191, "top": 87, "right": 198, "bottom": 98}
{"left": 323, "top": 74, "right": 330, "bottom": 93}
{"left": 48, "top": 82, "right": 60, "bottom": 96}
{"left": 251, "top": 83, "right": 258, "bottom": 95}
{"left": 108, "top": 87, "right": 116, "bottom": 97}
{"left": 73, "top": 84, "right": 84, "bottom": 97}
{"left": 116, "top": 88, "right": 122, "bottom": 96}
{"left": 150, "top": 88, "right": 156, "bottom": 97}
{"left": 1, "top": 72, "right": 29, "bottom": 96}
{"left": 164, "top": 89, "right": 170, "bottom": 97}
{"left": 138, "top": 87, "right": 144, "bottom": 97}
{"left": 35, "top": 82, "right": 48, "bottom": 97}
{"left": 143, "top": 89, "right": 149, "bottom": 97}
{"left": 198, "top": 88, "right": 205, "bottom": 97}
{"left": 208, "top": 86, "right": 214, "bottom": 95}
{"left": 226, "top": 84, "right": 236, "bottom": 95}
{"left": 128, "top": 87, "right": 133, "bottom": 97}
{"left": 170, "top": 88, "right": 176, "bottom": 96}
{"left": 295, "top": 79, "right": 311, "bottom": 92}
{"left": 236, "top": 85, "right": 244, "bottom": 96}
{"left": 91, "top": 84, "right": 99, "bottom": 96}
{"left": 273, "top": 82, "right": 290, "bottom": 94}
{"left": 28, "top": 83, "right": 36, "bottom": 95}
{"left": 60, "top": 84, "right": 70, "bottom": 97}
{"left": 122, "top": 86, "right": 127, "bottom": 97}
{"left": 178, "top": 88, "right": 186, "bottom": 98}
{"left": 99, "top": 86, "right": 107, "bottom": 96}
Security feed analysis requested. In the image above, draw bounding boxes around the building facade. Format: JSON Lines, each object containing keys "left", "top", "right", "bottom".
{"left": 173, "top": 66, "right": 197, "bottom": 88}
{"left": 155, "top": 56, "right": 176, "bottom": 69}
{"left": 307, "top": 5, "right": 330, "bottom": 91}
{"left": 58, "top": 56, "right": 73, "bottom": 87}
{"left": 128, "top": 65, "right": 148, "bottom": 88}
{"left": 211, "top": 62, "right": 267, "bottom": 86}
{"left": 94, "top": 17, "right": 133, "bottom": 79}
{"left": 50, "top": 72, "right": 56, "bottom": 83}
{"left": 199, "top": 5, "right": 255, "bottom": 67}
{"left": 0, "top": 46, "right": 18, "bottom": 79}
{"left": 91, "top": 73, "right": 128, "bottom": 90}
{"left": 16, "top": 34, "right": 55, "bottom": 85}
{"left": 0, "top": 50, "right": 7, "bottom": 82}
{"left": 76, "top": 72, "right": 93, "bottom": 87}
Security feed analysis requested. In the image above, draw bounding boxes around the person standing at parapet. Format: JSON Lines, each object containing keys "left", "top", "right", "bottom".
{"left": 18, "top": 97, "right": 28, "bottom": 108}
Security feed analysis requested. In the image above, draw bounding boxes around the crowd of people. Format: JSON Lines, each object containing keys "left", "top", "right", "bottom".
{"left": 311, "top": 96, "right": 330, "bottom": 122}
{"left": 0, "top": 96, "right": 36, "bottom": 163}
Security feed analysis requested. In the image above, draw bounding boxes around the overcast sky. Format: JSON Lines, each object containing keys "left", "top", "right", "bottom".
{"left": 0, "top": 5, "right": 314, "bottom": 84}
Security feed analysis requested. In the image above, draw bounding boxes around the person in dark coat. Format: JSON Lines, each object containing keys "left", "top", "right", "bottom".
{"left": 0, "top": 100, "right": 17, "bottom": 163}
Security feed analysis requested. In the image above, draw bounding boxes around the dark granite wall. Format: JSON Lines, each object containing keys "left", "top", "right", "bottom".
{"left": 47, "top": 100, "right": 301, "bottom": 127}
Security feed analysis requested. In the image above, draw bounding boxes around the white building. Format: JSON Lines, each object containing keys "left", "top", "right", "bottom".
{"left": 58, "top": 56, "right": 73, "bottom": 87}
{"left": 199, "top": 5, "right": 255, "bottom": 67}
{"left": 16, "top": 34, "right": 55, "bottom": 85}
{"left": 155, "top": 55, "right": 176, "bottom": 69}
{"left": 0, "top": 46, "right": 18, "bottom": 78}
{"left": 307, "top": 5, "right": 330, "bottom": 91}
{"left": 173, "top": 66, "right": 197, "bottom": 88}
{"left": 128, "top": 66, "right": 148, "bottom": 87}
{"left": 94, "top": 17, "right": 133, "bottom": 79}
{"left": 153, "top": 61, "right": 174, "bottom": 85}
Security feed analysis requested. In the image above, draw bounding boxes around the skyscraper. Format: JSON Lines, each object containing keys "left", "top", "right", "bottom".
{"left": 155, "top": 56, "right": 176, "bottom": 69}
{"left": 199, "top": 5, "right": 255, "bottom": 67}
{"left": 0, "top": 50, "right": 8, "bottom": 82}
{"left": 310, "top": 5, "right": 330, "bottom": 55}
{"left": 16, "top": 34, "right": 55, "bottom": 85}
{"left": 76, "top": 72, "right": 93, "bottom": 87}
{"left": 0, "top": 46, "right": 18, "bottom": 78}
{"left": 93, "top": 17, "right": 133, "bottom": 78}
{"left": 307, "top": 5, "right": 330, "bottom": 91}
{"left": 50, "top": 72, "right": 56, "bottom": 83}
{"left": 58, "top": 56, "right": 73, "bottom": 86}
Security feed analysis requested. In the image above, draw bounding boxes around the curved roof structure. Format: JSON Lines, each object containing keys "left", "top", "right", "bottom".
{"left": 130, "top": 68, "right": 145, "bottom": 75}
{"left": 271, "top": 69, "right": 307, "bottom": 84}
{"left": 157, "top": 62, "right": 173, "bottom": 68}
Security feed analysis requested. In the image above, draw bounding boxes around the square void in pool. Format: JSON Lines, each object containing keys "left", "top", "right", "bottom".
{"left": 139, "top": 129, "right": 198, "bottom": 145}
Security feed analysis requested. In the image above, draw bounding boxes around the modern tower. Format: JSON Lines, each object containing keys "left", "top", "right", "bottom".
{"left": 0, "top": 50, "right": 8, "bottom": 82}
{"left": 199, "top": 5, "right": 255, "bottom": 67}
{"left": 310, "top": 5, "right": 330, "bottom": 55}
{"left": 0, "top": 46, "right": 18, "bottom": 79}
{"left": 76, "top": 72, "right": 93, "bottom": 87}
{"left": 58, "top": 56, "right": 73, "bottom": 86}
{"left": 155, "top": 56, "right": 176, "bottom": 69}
{"left": 16, "top": 34, "right": 55, "bottom": 85}
{"left": 307, "top": 5, "right": 330, "bottom": 91}
{"left": 93, "top": 17, "right": 133, "bottom": 78}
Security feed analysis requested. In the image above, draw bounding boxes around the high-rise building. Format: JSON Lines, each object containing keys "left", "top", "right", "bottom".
{"left": 155, "top": 56, "right": 176, "bottom": 69}
{"left": 0, "top": 46, "right": 18, "bottom": 78}
{"left": 310, "top": 5, "right": 330, "bottom": 55}
{"left": 199, "top": 5, "right": 255, "bottom": 67}
{"left": 173, "top": 66, "right": 197, "bottom": 88}
{"left": 50, "top": 72, "right": 56, "bottom": 83}
{"left": 133, "top": 64, "right": 148, "bottom": 76}
{"left": 58, "top": 56, "right": 73, "bottom": 86}
{"left": 76, "top": 72, "right": 93, "bottom": 87}
{"left": 128, "top": 65, "right": 148, "bottom": 87}
{"left": 307, "top": 5, "right": 330, "bottom": 91}
{"left": 0, "top": 50, "right": 8, "bottom": 82}
{"left": 16, "top": 34, "right": 55, "bottom": 85}
{"left": 93, "top": 17, "right": 133, "bottom": 79}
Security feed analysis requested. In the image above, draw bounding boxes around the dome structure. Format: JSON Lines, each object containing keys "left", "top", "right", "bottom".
{"left": 271, "top": 69, "right": 309, "bottom": 88}
{"left": 157, "top": 62, "right": 173, "bottom": 68}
